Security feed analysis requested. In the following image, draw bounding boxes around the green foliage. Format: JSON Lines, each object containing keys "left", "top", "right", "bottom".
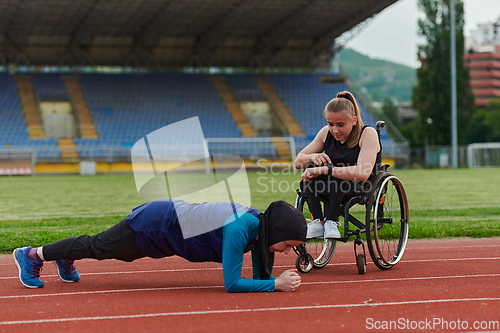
{"left": 485, "top": 98, "right": 500, "bottom": 138}
{"left": 382, "top": 98, "right": 400, "bottom": 127}
{"left": 411, "top": 0, "right": 475, "bottom": 146}
{"left": 466, "top": 97, "right": 500, "bottom": 143}
{"left": 338, "top": 48, "right": 416, "bottom": 103}
{"left": 381, "top": 98, "right": 402, "bottom": 137}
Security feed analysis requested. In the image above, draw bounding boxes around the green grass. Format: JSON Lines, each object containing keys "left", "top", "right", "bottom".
{"left": 1, "top": 168, "right": 499, "bottom": 253}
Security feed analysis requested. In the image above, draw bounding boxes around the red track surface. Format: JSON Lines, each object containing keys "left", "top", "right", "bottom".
{"left": 1, "top": 238, "right": 499, "bottom": 332}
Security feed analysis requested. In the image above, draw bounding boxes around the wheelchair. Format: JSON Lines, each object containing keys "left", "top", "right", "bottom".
{"left": 293, "top": 121, "right": 409, "bottom": 274}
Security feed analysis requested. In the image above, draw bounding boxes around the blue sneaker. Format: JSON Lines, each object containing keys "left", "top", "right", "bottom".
{"left": 13, "top": 247, "right": 44, "bottom": 288}
{"left": 53, "top": 260, "right": 80, "bottom": 283}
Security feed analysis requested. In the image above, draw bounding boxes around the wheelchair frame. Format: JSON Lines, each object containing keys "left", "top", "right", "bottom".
{"left": 293, "top": 121, "right": 409, "bottom": 274}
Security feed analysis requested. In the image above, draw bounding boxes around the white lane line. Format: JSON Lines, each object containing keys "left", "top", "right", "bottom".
{"left": 1, "top": 297, "right": 499, "bottom": 326}
{"left": 1, "top": 241, "right": 498, "bottom": 262}
{"left": 302, "top": 273, "right": 500, "bottom": 285}
{"left": 407, "top": 244, "right": 500, "bottom": 249}
{"left": 1, "top": 257, "right": 500, "bottom": 280}
{"left": 0, "top": 267, "right": 229, "bottom": 280}
{"left": 0, "top": 286, "right": 224, "bottom": 299}
{"left": 0, "top": 243, "right": 499, "bottom": 265}
{"left": 400, "top": 257, "right": 500, "bottom": 263}
{"left": 331, "top": 243, "right": 500, "bottom": 253}
{"left": 319, "top": 257, "right": 500, "bottom": 266}
{"left": 1, "top": 273, "right": 499, "bottom": 300}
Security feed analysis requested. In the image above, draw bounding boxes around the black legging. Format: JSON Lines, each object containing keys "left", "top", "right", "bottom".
{"left": 42, "top": 219, "right": 146, "bottom": 262}
{"left": 303, "top": 164, "right": 355, "bottom": 222}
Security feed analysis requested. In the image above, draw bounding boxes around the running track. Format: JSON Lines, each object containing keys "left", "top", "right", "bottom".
{"left": 1, "top": 238, "right": 499, "bottom": 333}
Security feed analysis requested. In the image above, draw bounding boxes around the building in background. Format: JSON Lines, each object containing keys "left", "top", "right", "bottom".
{"left": 464, "top": 16, "right": 500, "bottom": 107}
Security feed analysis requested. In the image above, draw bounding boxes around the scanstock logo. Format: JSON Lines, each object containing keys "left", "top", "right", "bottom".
{"left": 130, "top": 117, "right": 252, "bottom": 238}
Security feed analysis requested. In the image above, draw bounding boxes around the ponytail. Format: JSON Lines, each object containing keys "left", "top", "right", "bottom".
{"left": 323, "top": 91, "right": 364, "bottom": 148}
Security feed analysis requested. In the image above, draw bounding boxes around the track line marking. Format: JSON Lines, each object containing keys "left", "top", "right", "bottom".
{"left": 1, "top": 297, "right": 499, "bottom": 326}
{"left": 330, "top": 243, "right": 500, "bottom": 254}
{"left": 0, "top": 267, "right": 226, "bottom": 280}
{"left": 302, "top": 273, "right": 500, "bottom": 285}
{"left": 0, "top": 286, "right": 224, "bottom": 299}
{"left": 1, "top": 257, "right": 500, "bottom": 280}
{"left": 401, "top": 257, "right": 500, "bottom": 263}
{"left": 1, "top": 273, "right": 499, "bottom": 300}
{"left": 1, "top": 242, "right": 498, "bottom": 265}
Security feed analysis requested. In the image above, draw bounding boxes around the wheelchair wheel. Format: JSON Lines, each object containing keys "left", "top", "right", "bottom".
{"left": 365, "top": 171, "right": 409, "bottom": 270}
{"left": 295, "top": 193, "right": 336, "bottom": 269}
{"left": 356, "top": 253, "right": 366, "bottom": 275}
{"left": 295, "top": 254, "right": 314, "bottom": 273}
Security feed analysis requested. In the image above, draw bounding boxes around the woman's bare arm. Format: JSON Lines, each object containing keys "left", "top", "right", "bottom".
{"left": 301, "top": 127, "right": 380, "bottom": 182}
{"left": 294, "top": 126, "right": 331, "bottom": 169}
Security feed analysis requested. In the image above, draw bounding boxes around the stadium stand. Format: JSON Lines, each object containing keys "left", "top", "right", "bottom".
{"left": 31, "top": 73, "right": 70, "bottom": 102}
{"left": 223, "top": 74, "right": 266, "bottom": 102}
{"left": 267, "top": 73, "right": 392, "bottom": 152}
{"left": 76, "top": 73, "right": 277, "bottom": 159}
{"left": 0, "top": 0, "right": 402, "bottom": 173}
{"left": 0, "top": 72, "right": 393, "bottom": 165}
{"left": 0, "top": 73, "right": 60, "bottom": 160}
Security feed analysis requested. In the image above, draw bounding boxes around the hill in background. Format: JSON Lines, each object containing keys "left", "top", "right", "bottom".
{"left": 338, "top": 48, "right": 417, "bottom": 103}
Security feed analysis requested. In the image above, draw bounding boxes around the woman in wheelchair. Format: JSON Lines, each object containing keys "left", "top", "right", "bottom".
{"left": 294, "top": 91, "right": 381, "bottom": 240}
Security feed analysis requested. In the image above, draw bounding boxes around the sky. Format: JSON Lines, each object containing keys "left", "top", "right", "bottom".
{"left": 344, "top": 0, "right": 500, "bottom": 68}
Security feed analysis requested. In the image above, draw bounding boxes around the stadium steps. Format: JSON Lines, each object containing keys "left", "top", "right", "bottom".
{"left": 254, "top": 76, "right": 304, "bottom": 137}
{"left": 57, "top": 138, "right": 79, "bottom": 162}
{"left": 272, "top": 140, "right": 293, "bottom": 160}
{"left": 209, "top": 76, "right": 257, "bottom": 137}
{"left": 211, "top": 75, "right": 291, "bottom": 160}
{"left": 14, "top": 76, "right": 46, "bottom": 139}
{"left": 62, "top": 76, "right": 99, "bottom": 139}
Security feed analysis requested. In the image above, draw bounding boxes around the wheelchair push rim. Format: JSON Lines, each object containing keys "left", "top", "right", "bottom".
{"left": 366, "top": 172, "right": 409, "bottom": 270}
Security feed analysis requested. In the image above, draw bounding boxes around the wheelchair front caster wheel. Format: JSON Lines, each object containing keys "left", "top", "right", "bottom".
{"left": 356, "top": 253, "right": 366, "bottom": 275}
{"left": 296, "top": 254, "right": 314, "bottom": 273}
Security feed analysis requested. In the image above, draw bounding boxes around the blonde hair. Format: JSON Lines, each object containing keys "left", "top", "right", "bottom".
{"left": 323, "top": 91, "right": 364, "bottom": 148}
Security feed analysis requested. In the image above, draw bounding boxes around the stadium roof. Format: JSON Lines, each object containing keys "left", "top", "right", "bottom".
{"left": 0, "top": 0, "right": 397, "bottom": 69}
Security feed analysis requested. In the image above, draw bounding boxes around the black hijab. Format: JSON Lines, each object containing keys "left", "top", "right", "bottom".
{"left": 257, "top": 200, "right": 307, "bottom": 280}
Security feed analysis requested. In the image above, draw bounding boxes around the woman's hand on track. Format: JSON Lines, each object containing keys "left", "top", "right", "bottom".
{"left": 275, "top": 269, "right": 301, "bottom": 292}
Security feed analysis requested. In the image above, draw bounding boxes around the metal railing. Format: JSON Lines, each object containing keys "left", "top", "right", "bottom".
{"left": 1, "top": 137, "right": 414, "bottom": 174}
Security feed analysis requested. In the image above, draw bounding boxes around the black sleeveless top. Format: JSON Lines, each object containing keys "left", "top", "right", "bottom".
{"left": 324, "top": 126, "right": 381, "bottom": 172}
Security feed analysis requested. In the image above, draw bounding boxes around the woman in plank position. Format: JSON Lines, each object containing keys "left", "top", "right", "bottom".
{"left": 14, "top": 199, "right": 306, "bottom": 293}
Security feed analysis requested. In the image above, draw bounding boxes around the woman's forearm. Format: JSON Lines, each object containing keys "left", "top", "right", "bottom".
{"left": 294, "top": 152, "right": 313, "bottom": 169}
{"left": 304, "top": 164, "right": 373, "bottom": 182}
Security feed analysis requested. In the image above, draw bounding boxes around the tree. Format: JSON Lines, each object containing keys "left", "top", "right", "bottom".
{"left": 411, "top": 0, "right": 475, "bottom": 146}
{"left": 467, "top": 98, "right": 500, "bottom": 142}
{"left": 380, "top": 98, "right": 402, "bottom": 138}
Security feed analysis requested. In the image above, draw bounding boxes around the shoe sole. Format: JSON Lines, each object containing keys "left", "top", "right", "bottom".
{"left": 13, "top": 248, "right": 43, "bottom": 289}
{"left": 324, "top": 233, "right": 342, "bottom": 239}
{"left": 305, "top": 235, "right": 324, "bottom": 240}
{"left": 52, "top": 261, "right": 79, "bottom": 283}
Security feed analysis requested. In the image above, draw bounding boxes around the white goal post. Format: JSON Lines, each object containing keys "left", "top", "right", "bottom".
{"left": 0, "top": 148, "right": 36, "bottom": 176}
{"left": 205, "top": 137, "right": 297, "bottom": 162}
{"left": 467, "top": 142, "right": 500, "bottom": 168}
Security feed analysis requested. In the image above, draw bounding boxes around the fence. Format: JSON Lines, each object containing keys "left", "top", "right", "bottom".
{"left": 409, "top": 145, "right": 469, "bottom": 168}
{"left": 0, "top": 137, "right": 414, "bottom": 175}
